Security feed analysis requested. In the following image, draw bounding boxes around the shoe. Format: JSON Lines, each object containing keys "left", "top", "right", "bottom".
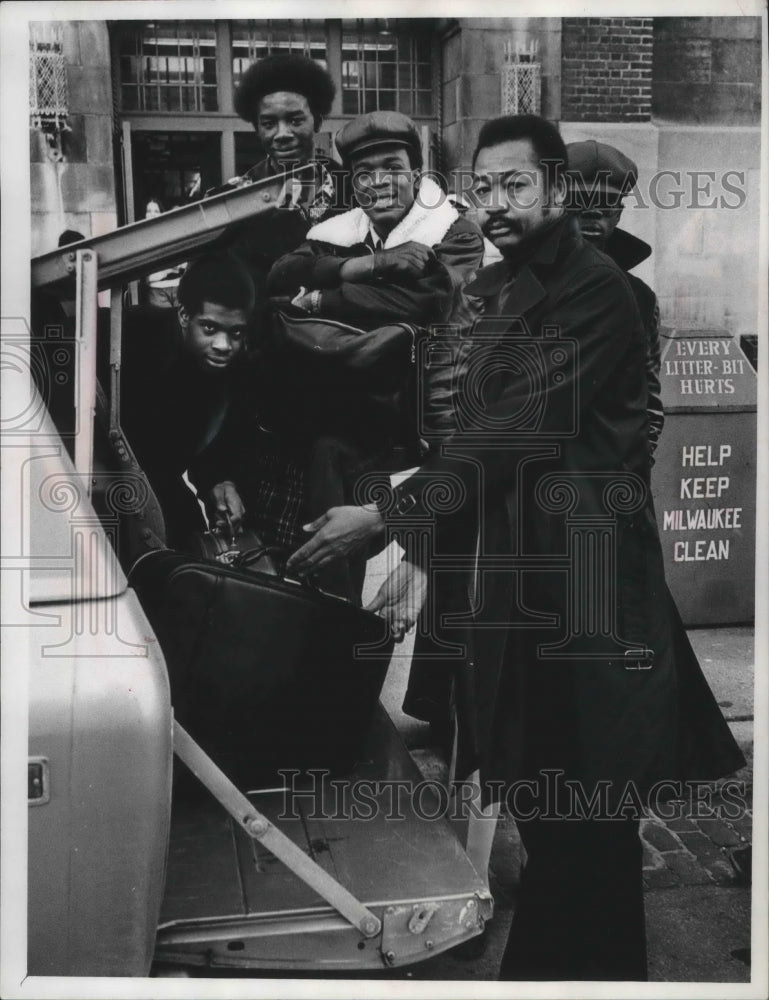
{"left": 728, "top": 845, "right": 752, "bottom": 886}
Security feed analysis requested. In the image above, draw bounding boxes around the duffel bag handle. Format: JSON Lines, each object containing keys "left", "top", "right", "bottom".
{"left": 235, "top": 545, "right": 331, "bottom": 596}
{"left": 234, "top": 544, "right": 287, "bottom": 574}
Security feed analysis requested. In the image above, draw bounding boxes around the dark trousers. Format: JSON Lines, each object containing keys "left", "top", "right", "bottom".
{"left": 499, "top": 815, "right": 647, "bottom": 981}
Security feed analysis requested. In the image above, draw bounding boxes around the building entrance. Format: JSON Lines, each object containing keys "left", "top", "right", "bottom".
{"left": 131, "top": 131, "right": 221, "bottom": 217}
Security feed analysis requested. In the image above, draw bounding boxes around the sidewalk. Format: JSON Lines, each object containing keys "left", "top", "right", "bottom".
{"left": 367, "top": 536, "right": 756, "bottom": 983}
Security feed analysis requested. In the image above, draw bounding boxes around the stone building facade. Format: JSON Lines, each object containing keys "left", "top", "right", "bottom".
{"left": 29, "top": 21, "right": 118, "bottom": 256}
{"left": 29, "top": 15, "right": 762, "bottom": 339}
{"left": 27, "top": 14, "right": 762, "bottom": 624}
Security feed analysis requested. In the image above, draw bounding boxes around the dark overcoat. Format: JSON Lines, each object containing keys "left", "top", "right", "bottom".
{"left": 607, "top": 227, "right": 664, "bottom": 456}
{"left": 403, "top": 224, "right": 666, "bottom": 733}
{"left": 391, "top": 215, "right": 744, "bottom": 807}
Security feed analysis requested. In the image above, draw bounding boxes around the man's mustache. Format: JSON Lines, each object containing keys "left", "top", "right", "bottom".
{"left": 481, "top": 218, "right": 520, "bottom": 235}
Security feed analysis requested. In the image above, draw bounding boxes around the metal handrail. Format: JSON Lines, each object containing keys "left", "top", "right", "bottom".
{"left": 31, "top": 164, "right": 317, "bottom": 291}
{"left": 173, "top": 721, "right": 382, "bottom": 940}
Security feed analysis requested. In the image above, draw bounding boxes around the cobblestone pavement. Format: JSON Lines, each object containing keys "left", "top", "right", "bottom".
{"left": 412, "top": 749, "right": 754, "bottom": 894}
{"left": 405, "top": 744, "right": 754, "bottom": 983}
{"left": 357, "top": 598, "right": 756, "bottom": 982}
{"left": 641, "top": 755, "right": 753, "bottom": 886}
{"left": 641, "top": 799, "right": 752, "bottom": 890}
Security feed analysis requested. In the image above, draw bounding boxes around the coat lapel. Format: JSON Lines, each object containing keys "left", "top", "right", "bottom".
{"left": 499, "top": 267, "right": 546, "bottom": 319}
{"left": 467, "top": 215, "right": 576, "bottom": 334}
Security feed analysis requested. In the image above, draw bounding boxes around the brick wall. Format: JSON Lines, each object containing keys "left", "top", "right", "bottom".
{"left": 561, "top": 17, "right": 653, "bottom": 122}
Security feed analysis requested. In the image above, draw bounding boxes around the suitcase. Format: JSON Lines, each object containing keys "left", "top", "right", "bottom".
{"left": 128, "top": 548, "right": 395, "bottom": 785}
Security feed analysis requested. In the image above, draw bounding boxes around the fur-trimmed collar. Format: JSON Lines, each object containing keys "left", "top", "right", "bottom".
{"left": 305, "top": 177, "right": 459, "bottom": 250}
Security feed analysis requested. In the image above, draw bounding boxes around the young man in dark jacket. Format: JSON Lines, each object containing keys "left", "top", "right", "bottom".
{"left": 269, "top": 111, "right": 484, "bottom": 600}
{"left": 267, "top": 110, "right": 483, "bottom": 329}
{"left": 285, "top": 114, "right": 745, "bottom": 980}
{"left": 202, "top": 54, "right": 354, "bottom": 557}
{"left": 566, "top": 140, "right": 664, "bottom": 457}
{"left": 213, "top": 112, "right": 484, "bottom": 600}
{"left": 117, "top": 254, "right": 254, "bottom": 549}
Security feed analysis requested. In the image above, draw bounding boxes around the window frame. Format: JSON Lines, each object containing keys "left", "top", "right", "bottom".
{"left": 339, "top": 20, "right": 436, "bottom": 119}
{"left": 113, "top": 19, "right": 439, "bottom": 122}
{"left": 116, "top": 19, "right": 220, "bottom": 114}
{"left": 111, "top": 19, "right": 440, "bottom": 221}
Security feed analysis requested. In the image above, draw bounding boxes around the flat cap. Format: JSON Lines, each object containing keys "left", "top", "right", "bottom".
{"left": 336, "top": 111, "right": 422, "bottom": 166}
{"left": 566, "top": 140, "right": 638, "bottom": 196}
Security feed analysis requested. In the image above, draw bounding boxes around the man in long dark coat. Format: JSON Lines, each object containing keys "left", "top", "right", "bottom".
{"left": 403, "top": 139, "right": 670, "bottom": 761}
{"left": 285, "top": 113, "right": 745, "bottom": 981}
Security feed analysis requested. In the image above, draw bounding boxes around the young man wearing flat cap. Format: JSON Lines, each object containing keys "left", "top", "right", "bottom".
{"left": 267, "top": 110, "right": 483, "bottom": 328}
{"left": 260, "top": 110, "right": 485, "bottom": 600}
{"left": 566, "top": 139, "right": 664, "bottom": 457}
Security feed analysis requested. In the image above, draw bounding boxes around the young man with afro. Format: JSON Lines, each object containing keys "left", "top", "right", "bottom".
{"left": 204, "top": 54, "right": 353, "bottom": 550}
{"left": 222, "top": 52, "right": 349, "bottom": 223}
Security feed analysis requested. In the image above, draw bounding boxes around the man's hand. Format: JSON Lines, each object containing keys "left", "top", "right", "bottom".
{"left": 278, "top": 177, "right": 304, "bottom": 211}
{"left": 373, "top": 242, "right": 436, "bottom": 279}
{"left": 210, "top": 481, "right": 245, "bottom": 536}
{"left": 290, "top": 286, "right": 321, "bottom": 313}
{"left": 366, "top": 559, "right": 428, "bottom": 642}
{"left": 286, "top": 506, "right": 385, "bottom": 577}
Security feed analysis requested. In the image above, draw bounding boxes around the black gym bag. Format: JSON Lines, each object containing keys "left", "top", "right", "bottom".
{"left": 129, "top": 537, "right": 394, "bottom": 787}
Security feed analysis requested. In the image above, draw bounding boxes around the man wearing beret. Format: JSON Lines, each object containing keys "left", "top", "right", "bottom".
{"left": 566, "top": 140, "right": 664, "bottom": 458}
{"left": 285, "top": 113, "right": 745, "bottom": 980}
